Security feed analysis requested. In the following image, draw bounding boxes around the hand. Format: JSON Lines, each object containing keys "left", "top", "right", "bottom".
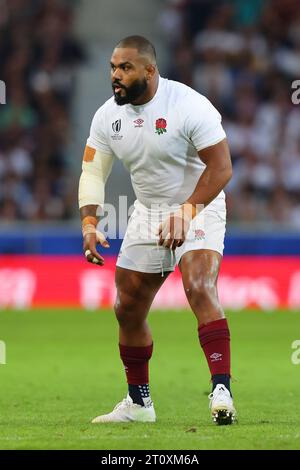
{"left": 157, "top": 205, "right": 194, "bottom": 250}
{"left": 83, "top": 230, "right": 110, "bottom": 266}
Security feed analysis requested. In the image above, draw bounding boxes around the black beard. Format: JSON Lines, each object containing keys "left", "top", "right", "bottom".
{"left": 113, "top": 78, "right": 148, "bottom": 105}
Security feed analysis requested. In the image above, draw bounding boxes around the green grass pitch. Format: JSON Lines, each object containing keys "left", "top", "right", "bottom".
{"left": 0, "top": 308, "right": 300, "bottom": 450}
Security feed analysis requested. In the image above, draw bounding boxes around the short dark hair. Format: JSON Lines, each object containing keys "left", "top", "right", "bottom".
{"left": 115, "top": 35, "right": 156, "bottom": 64}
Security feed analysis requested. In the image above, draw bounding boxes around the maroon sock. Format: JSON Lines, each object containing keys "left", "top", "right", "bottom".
{"left": 198, "top": 319, "right": 230, "bottom": 377}
{"left": 119, "top": 343, "right": 153, "bottom": 385}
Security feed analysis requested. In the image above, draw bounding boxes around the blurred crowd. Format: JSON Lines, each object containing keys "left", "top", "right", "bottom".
{"left": 0, "top": 0, "right": 84, "bottom": 221}
{"left": 159, "top": 0, "right": 300, "bottom": 228}
{"left": 1, "top": 0, "right": 300, "bottom": 229}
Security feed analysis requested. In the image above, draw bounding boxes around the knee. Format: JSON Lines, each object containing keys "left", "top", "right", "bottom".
{"left": 114, "top": 293, "right": 143, "bottom": 329}
{"left": 184, "top": 276, "right": 217, "bottom": 306}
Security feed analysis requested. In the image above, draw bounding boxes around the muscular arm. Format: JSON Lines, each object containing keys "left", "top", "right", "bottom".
{"left": 158, "top": 138, "right": 232, "bottom": 250}
{"left": 186, "top": 138, "right": 232, "bottom": 209}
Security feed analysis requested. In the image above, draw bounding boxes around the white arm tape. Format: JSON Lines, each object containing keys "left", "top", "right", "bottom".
{"left": 78, "top": 150, "right": 114, "bottom": 209}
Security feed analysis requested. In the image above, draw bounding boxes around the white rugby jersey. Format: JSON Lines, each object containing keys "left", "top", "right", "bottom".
{"left": 87, "top": 76, "right": 226, "bottom": 208}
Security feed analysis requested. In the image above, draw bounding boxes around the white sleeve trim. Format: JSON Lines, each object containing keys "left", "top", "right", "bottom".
{"left": 196, "top": 134, "right": 226, "bottom": 152}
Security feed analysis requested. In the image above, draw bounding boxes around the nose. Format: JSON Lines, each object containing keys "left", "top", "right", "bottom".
{"left": 112, "top": 68, "right": 122, "bottom": 83}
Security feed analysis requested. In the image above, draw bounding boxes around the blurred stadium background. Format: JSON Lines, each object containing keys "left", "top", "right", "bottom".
{"left": 0, "top": 0, "right": 299, "bottom": 310}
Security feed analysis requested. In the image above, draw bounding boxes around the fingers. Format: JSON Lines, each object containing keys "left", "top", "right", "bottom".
{"left": 170, "top": 239, "right": 182, "bottom": 251}
{"left": 84, "top": 247, "right": 104, "bottom": 266}
{"left": 160, "top": 236, "right": 184, "bottom": 250}
{"left": 158, "top": 219, "right": 173, "bottom": 247}
{"left": 96, "top": 230, "right": 110, "bottom": 248}
{"left": 159, "top": 231, "right": 184, "bottom": 250}
{"left": 158, "top": 216, "right": 185, "bottom": 249}
{"left": 163, "top": 235, "right": 174, "bottom": 250}
{"left": 83, "top": 233, "right": 105, "bottom": 266}
{"left": 157, "top": 223, "right": 164, "bottom": 246}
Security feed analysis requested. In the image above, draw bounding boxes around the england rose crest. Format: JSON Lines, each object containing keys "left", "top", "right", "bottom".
{"left": 155, "top": 118, "right": 167, "bottom": 135}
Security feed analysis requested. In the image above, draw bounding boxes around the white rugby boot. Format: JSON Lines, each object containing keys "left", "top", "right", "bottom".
{"left": 208, "top": 384, "right": 237, "bottom": 425}
{"left": 91, "top": 394, "right": 156, "bottom": 423}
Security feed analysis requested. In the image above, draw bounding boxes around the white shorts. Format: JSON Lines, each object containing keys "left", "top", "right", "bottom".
{"left": 116, "top": 199, "right": 226, "bottom": 275}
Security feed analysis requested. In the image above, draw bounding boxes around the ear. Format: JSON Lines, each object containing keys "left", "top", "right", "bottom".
{"left": 145, "top": 64, "right": 156, "bottom": 80}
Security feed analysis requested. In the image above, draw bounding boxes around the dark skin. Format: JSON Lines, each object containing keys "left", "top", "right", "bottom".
{"left": 80, "top": 46, "right": 232, "bottom": 346}
{"left": 115, "top": 268, "right": 170, "bottom": 347}
{"left": 158, "top": 139, "right": 232, "bottom": 250}
{"left": 110, "top": 47, "right": 159, "bottom": 105}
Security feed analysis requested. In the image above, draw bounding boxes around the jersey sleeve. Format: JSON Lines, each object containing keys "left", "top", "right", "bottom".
{"left": 183, "top": 92, "right": 226, "bottom": 151}
{"left": 86, "top": 105, "right": 112, "bottom": 155}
